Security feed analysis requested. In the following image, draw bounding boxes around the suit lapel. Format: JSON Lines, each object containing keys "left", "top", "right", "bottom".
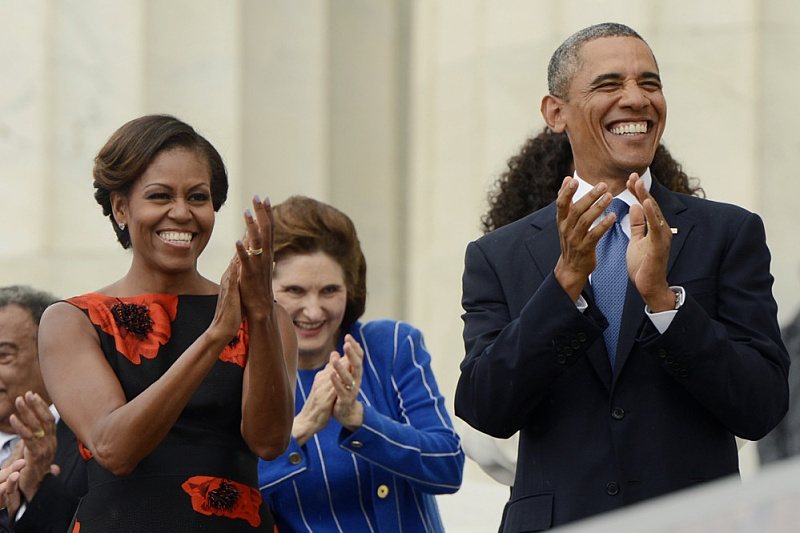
{"left": 54, "top": 418, "right": 81, "bottom": 484}
{"left": 524, "top": 204, "right": 615, "bottom": 390}
{"left": 584, "top": 283, "right": 615, "bottom": 390}
{"left": 523, "top": 204, "right": 561, "bottom": 280}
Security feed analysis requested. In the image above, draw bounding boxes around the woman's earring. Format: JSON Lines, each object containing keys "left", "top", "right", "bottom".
{"left": 118, "top": 222, "right": 126, "bottom": 231}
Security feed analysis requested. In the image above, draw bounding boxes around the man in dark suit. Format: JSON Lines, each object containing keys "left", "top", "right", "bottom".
{"left": 0, "top": 285, "right": 87, "bottom": 532}
{"left": 455, "top": 23, "right": 789, "bottom": 531}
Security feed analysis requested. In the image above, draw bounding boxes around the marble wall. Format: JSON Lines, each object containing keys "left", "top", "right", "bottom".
{"left": 1, "top": 1, "right": 798, "bottom": 529}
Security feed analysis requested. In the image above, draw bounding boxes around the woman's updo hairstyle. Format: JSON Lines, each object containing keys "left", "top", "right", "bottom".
{"left": 92, "top": 114, "right": 228, "bottom": 248}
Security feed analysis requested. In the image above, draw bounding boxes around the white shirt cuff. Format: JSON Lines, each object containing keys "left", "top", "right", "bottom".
{"left": 646, "top": 286, "right": 685, "bottom": 334}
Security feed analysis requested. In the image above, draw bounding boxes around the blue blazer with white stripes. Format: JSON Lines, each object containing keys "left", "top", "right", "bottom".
{"left": 259, "top": 320, "right": 464, "bottom": 532}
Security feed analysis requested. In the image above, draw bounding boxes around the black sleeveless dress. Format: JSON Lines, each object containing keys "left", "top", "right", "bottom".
{"left": 65, "top": 293, "right": 275, "bottom": 532}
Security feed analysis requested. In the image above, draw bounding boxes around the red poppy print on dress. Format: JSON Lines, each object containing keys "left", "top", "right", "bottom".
{"left": 181, "top": 476, "right": 263, "bottom": 527}
{"left": 67, "top": 294, "right": 178, "bottom": 365}
{"left": 77, "top": 439, "right": 93, "bottom": 461}
{"left": 219, "top": 320, "right": 249, "bottom": 368}
{"left": 71, "top": 522, "right": 80, "bottom": 532}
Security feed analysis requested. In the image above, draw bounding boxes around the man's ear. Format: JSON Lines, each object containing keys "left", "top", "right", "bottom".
{"left": 541, "top": 94, "right": 567, "bottom": 133}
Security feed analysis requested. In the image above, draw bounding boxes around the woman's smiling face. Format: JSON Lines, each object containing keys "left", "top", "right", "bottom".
{"left": 112, "top": 147, "right": 215, "bottom": 277}
{"left": 272, "top": 251, "right": 348, "bottom": 368}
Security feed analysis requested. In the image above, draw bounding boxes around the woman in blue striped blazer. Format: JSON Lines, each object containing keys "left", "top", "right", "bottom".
{"left": 258, "top": 196, "right": 464, "bottom": 532}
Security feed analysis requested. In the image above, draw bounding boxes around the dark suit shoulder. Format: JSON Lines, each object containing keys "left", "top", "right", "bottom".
{"left": 653, "top": 177, "right": 755, "bottom": 220}
{"left": 472, "top": 202, "right": 556, "bottom": 251}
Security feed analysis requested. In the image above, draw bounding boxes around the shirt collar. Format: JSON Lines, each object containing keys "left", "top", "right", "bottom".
{"left": 572, "top": 168, "right": 652, "bottom": 207}
{"left": 0, "top": 430, "right": 17, "bottom": 446}
{"left": 572, "top": 169, "right": 652, "bottom": 235}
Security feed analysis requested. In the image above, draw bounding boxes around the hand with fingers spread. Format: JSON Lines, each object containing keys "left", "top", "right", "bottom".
{"left": 626, "top": 172, "right": 675, "bottom": 312}
{"left": 331, "top": 334, "right": 365, "bottom": 432}
{"left": 554, "top": 176, "right": 617, "bottom": 301}
{"left": 8, "top": 391, "right": 58, "bottom": 510}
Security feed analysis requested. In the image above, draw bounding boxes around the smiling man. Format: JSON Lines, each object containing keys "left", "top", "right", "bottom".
{"left": 455, "top": 23, "right": 789, "bottom": 531}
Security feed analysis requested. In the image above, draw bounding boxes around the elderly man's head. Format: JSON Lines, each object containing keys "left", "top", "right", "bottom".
{"left": 0, "top": 286, "right": 57, "bottom": 433}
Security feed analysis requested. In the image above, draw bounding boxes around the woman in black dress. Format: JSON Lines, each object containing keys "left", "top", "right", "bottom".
{"left": 38, "top": 114, "right": 297, "bottom": 532}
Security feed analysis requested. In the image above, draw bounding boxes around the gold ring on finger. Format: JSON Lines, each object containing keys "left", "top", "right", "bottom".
{"left": 33, "top": 428, "right": 45, "bottom": 440}
{"left": 247, "top": 248, "right": 263, "bottom": 256}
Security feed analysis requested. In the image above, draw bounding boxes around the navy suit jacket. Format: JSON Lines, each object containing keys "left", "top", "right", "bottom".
{"left": 455, "top": 179, "right": 790, "bottom": 531}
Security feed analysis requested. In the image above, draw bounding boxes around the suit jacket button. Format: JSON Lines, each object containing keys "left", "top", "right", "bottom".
{"left": 658, "top": 349, "right": 668, "bottom": 358}
{"left": 563, "top": 347, "right": 573, "bottom": 356}
{"left": 606, "top": 482, "right": 620, "bottom": 496}
{"left": 578, "top": 333, "right": 587, "bottom": 342}
{"left": 377, "top": 485, "right": 390, "bottom": 498}
{"left": 611, "top": 407, "right": 625, "bottom": 420}
{"left": 571, "top": 339, "right": 581, "bottom": 349}
{"left": 288, "top": 452, "right": 302, "bottom": 465}
{"left": 557, "top": 354, "right": 567, "bottom": 365}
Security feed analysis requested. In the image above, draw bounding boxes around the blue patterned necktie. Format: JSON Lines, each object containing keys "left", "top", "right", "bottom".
{"left": 593, "top": 199, "right": 630, "bottom": 368}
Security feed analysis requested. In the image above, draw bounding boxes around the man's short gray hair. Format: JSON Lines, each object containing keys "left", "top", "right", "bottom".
{"left": 0, "top": 285, "right": 58, "bottom": 325}
{"left": 547, "top": 22, "right": 652, "bottom": 98}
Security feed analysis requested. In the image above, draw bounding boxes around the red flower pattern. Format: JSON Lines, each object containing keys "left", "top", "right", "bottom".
{"left": 77, "top": 439, "right": 93, "bottom": 461}
{"left": 68, "top": 294, "right": 178, "bottom": 365}
{"left": 181, "top": 475, "right": 263, "bottom": 527}
{"left": 219, "top": 320, "right": 249, "bottom": 368}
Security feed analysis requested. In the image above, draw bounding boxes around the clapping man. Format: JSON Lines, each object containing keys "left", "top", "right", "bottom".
{"left": 455, "top": 23, "right": 789, "bottom": 530}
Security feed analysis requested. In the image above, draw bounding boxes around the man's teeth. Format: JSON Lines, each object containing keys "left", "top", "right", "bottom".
{"left": 610, "top": 123, "right": 647, "bottom": 135}
{"left": 159, "top": 231, "right": 192, "bottom": 243}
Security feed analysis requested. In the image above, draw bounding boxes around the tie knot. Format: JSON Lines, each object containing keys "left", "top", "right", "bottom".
{"left": 605, "top": 198, "right": 629, "bottom": 221}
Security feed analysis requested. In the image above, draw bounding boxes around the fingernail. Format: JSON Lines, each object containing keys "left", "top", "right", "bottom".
{"left": 264, "top": 196, "right": 271, "bottom": 206}
{"left": 245, "top": 208, "right": 253, "bottom": 219}
{"left": 254, "top": 194, "right": 261, "bottom": 203}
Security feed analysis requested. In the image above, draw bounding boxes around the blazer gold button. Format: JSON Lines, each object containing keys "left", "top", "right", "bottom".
{"left": 288, "top": 452, "right": 302, "bottom": 465}
{"left": 377, "top": 485, "right": 389, "bottom": 498}
{"left": 351, "top": 441, "right": 363, "bottom": 448}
